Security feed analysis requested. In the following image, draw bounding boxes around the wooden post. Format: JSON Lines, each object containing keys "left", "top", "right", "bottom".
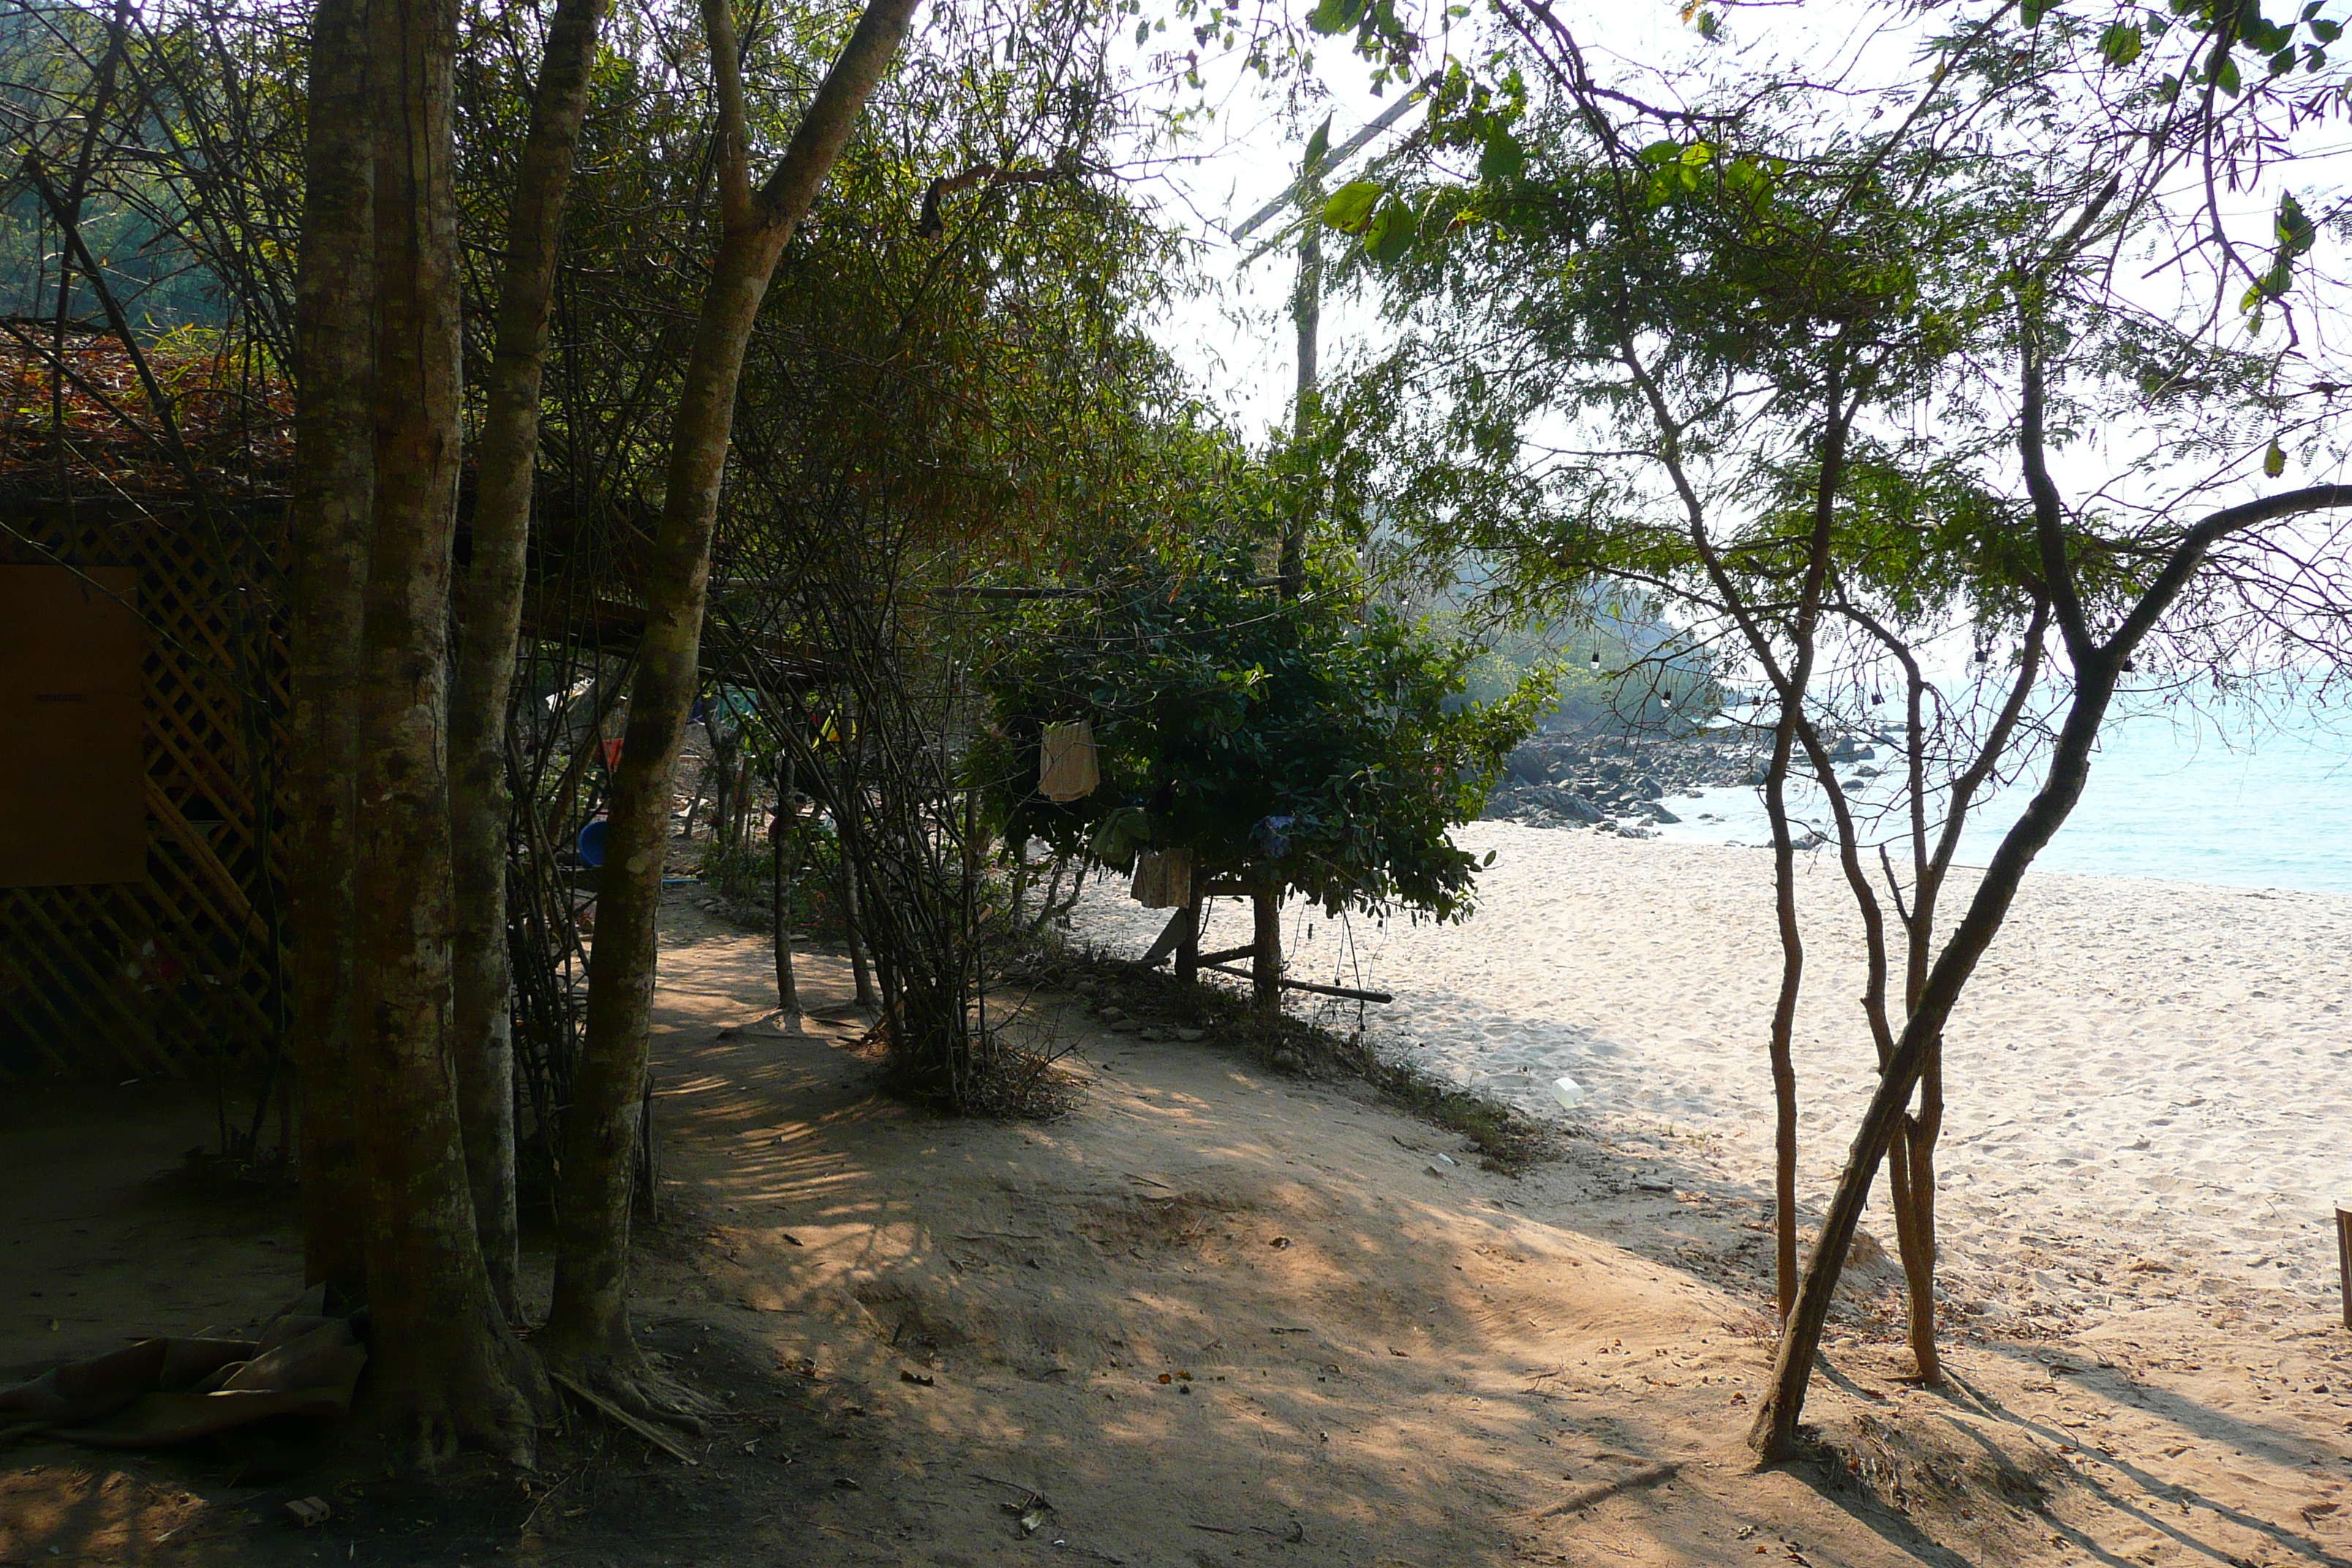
{"left": 1251, "top": 885, "right": 1284, "bottom": 1020}
{"left": 1174, "top": 890, "right": 1202, "bottom": 985}
{"left": 2337, "top": 1202, "right": 2351, "bottom": 1333}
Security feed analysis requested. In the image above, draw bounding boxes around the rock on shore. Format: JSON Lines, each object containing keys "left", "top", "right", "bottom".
{"left": 1481, "top": 728, "right": 1760, "bottom": 837}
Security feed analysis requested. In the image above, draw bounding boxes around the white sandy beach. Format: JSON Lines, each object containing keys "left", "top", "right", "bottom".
{"left": 1066, "top": 825, "right": 2352, "bottom": 1335}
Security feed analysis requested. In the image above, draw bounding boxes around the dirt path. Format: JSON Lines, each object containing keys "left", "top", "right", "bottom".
{"left": 4, "top": 886, "right": 2347, "bottom": 1567}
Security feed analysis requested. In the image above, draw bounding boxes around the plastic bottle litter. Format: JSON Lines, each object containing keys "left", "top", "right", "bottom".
{"left": 1551, "top": 1075, "right": 1591, "bottom": 1111}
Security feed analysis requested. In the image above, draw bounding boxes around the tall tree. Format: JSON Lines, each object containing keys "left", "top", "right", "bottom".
{"left": 540, "top": 0, "right": 921, "bottom": 1412}
{"left": 448, "top": 0, "right": 609, "bottom": 1326}
{"left": 282, "top": 0, "right": 374, "bottom": 1301}
{"left": 347, "top": 0, "right": 553, "bottom": 1460}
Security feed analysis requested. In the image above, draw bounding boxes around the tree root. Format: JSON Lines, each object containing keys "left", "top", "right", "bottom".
{"left": 550, "top": 1372, "right": 700, "bottom": 1464}
{"left": 362, "top": 1324, "right": 554, "bottom": 1471}
{"left": 540, "top": 1333, "right": 715, "bottom": 1439}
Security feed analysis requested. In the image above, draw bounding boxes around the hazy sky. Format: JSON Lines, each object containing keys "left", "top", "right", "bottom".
{"left": 1128, "top": 0, "right": 2346, "bottom": 449}
{"left": 1128, "top": 0, "right": 1893, "bottom": 431}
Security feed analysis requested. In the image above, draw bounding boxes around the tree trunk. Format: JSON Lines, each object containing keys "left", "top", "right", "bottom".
{"left": 283, "top": 0, "right": 374, "bottom": 1303}
{"left": 1251, "top": 885, "right": 1283, "bottom": 1020}
{"left": 1684, "top": 370, "right": 1850, "bottom": 1325}
{"left": 1174, "top": 888, "right": 1202, "bottom": 984}
{"left": 448, "top": 0, "right": 606, "bottom": 1327}
{"left": 735, "top": 756, "right": 755, "bottom": 855}
{"left": 1893, "top": 1066, "right": 1943, "bottom": 1379}
{"left": 351, "top": 0, "right": 549, "bottom": 1463}
{"left": 843, "top": 853, "right": 878, "bottom": 1008}
{"left": 772, "top": 755, "right": 799, "bottom": 1017}
{"left": 1760, "top": 711, "right": 1803, "bottom": 1322}
{"left": 1280, "top": 209, "right": 1321, "bottom": 598}
{"left": 541, "top": 0, "right": 919, "bottom": 1404}
{"left": 1008, "top": 837, "right": 1028, "bottom": 930}
{"left": 1749, "top": 659, "right": 2116, "bottom": 1459}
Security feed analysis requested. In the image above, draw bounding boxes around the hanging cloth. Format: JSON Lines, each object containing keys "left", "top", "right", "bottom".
{"left": 1038, "top": 720, "right": 1100, "bottom": 802}
{"left": 1129, "top": 846, "right": 1191, "bottom": 910}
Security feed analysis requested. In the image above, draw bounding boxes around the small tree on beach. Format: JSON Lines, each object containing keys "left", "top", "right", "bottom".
{"left": 1310, "top": 0, "right": 2352, "bottom": 1455}
{"left": 974, "top": 516, "right": 1547, "bottom": 1017}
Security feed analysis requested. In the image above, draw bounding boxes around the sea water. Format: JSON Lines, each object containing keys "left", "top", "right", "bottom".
{"left": 1651, "top": 694, "right": 2352, "bottom": 894}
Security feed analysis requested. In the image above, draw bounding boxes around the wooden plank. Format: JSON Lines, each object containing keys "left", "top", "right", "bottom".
{"left": 2337, "top": 1202, "right": 2351, "bottom": 1333}
{"left": 0, "top": 566, "right": 144, "bottom": 886}
{"left": 1198, "top": 963, "right": 1392, "bottom": 1004}
{"left": 146, "top": 779, "right": 257, "bottom": 926}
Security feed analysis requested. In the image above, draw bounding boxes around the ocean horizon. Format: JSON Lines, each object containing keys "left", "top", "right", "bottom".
{"left": 1654, "top": 693, "right": 2352, "bottom": 896}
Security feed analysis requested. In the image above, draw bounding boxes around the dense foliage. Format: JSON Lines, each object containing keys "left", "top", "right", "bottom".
{"left": 975, "top": 521, "right": 1548, "bottom": 923}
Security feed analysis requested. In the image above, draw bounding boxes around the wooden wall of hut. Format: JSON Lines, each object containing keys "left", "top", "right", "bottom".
{"left": 0, "top": 499, "right": 289, "bottom": 1079}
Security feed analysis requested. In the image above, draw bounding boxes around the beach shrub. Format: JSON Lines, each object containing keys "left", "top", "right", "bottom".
{"left": 972, "top": 532, "right": 1550, "bottom": 929}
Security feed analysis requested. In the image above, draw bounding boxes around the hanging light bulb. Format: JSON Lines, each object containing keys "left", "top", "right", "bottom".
{"left": 1872, "top": 690, "right": 1884, "bottom": 706}
{"left": 1590, "top": 648, "right": 1603, "bottom": 671}
{"left": 1661, "top": 689, "right": 1675, "bottom": 708}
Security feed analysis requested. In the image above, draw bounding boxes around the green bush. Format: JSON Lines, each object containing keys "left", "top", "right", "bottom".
{"left": 973, "top": 537, "right": 1549, "bottom": 923}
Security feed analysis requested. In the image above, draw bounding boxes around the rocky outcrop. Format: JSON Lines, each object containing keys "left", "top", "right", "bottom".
{"left": 1482, "top": 728, "right": 1762, "bottom": 833}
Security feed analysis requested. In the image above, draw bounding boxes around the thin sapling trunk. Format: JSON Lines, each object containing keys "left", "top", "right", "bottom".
{"left": 448, "top": 0, "right": 607, "bottom": 1327}
{"left": 543, "top": 0, "right": 919, "bottom": 1409}
{"left": 773, "top": 754, "right": 800, "bottom": 1019}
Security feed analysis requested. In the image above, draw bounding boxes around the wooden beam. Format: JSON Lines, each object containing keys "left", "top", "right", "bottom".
{"left": 1199, "top": 963, "right": 1392, "bottom": 1004}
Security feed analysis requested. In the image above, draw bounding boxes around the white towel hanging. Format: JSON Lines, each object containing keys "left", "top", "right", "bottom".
{"left": 1039, "top": 720, "right": 1100, "bottom": 802}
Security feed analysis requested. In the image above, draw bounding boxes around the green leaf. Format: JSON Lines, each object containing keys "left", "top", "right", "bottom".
{"left": 2278, "top": 192, "right": 2316, "bottom": 255}
{"left": 1322, "top": 180, "right": 1383, "bottom": 233}
{"left": 2311, "top": 15, "right": 2342, "bottom": 39}
{"left": 1478, "top": 128, "right": 1526, "bottom": 181}
{"left": 1637, "top": 139, "right": 1683, "bottom": 165}
{"left": 1305, "top": 0, "right": 1354, "bottom": 36}
{"left": 2243, "top": 15, "right": 2291, "bottom": 49}
{"left": 2269, "top": 44, "right": 2299, "bottom": 71}
{"left": 2215, "top": 53, "right": 2242, "bottom": 93}
{"left": 1367, "top": 196, "right": 1419, "bottom": 261}
{"left": 2021, "top": 0, "right": 2055, "bottom": 26}
{"left": 1303, "top": 115, "right": 1333, "bottom": 176}
{"left": 1679, "top": 140, "right": 1714, "bottom": 165}
{"left": 2100, "top": 20, "right": 2145, "bottom": 61}
{"left": 2264, "top": 440, "right": 2287, "bottom": 478}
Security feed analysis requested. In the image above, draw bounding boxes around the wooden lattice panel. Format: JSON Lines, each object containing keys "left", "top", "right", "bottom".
{"left": 0, "top": 501, "right": 289, "bottom": 1079}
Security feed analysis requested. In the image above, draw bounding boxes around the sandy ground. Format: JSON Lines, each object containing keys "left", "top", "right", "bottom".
{"left": 4, "top": 881, "right": 2350, "bottom": 1568}
{"left": 1067, "top": 825, "right": 2352, "bottom": 1341}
